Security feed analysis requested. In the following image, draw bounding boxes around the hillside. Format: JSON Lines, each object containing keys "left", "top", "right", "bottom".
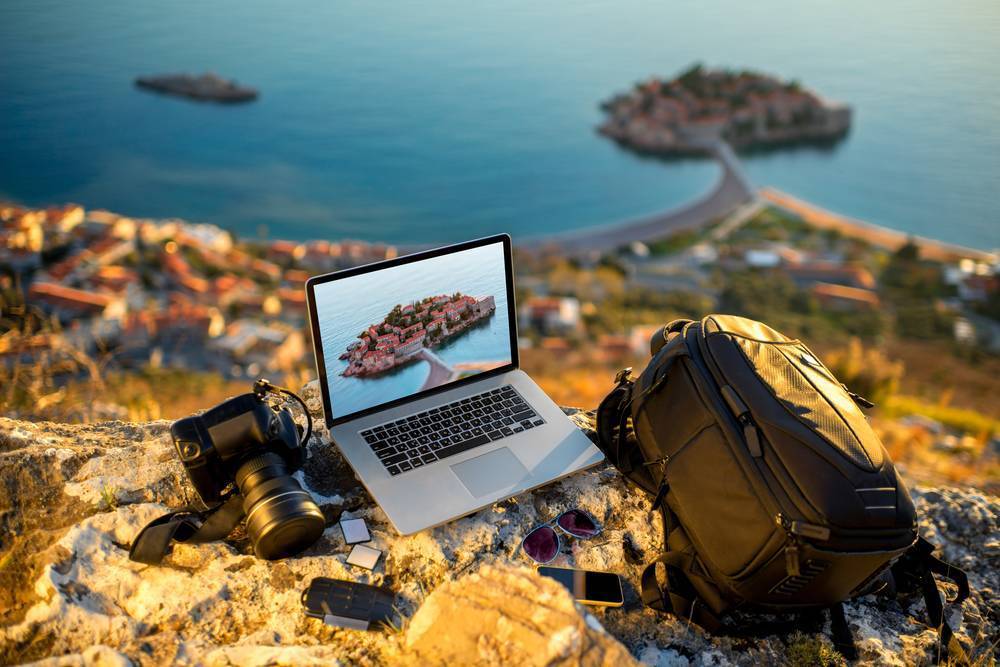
{"left": 1, "top": 389, "right": 997, "bottom": 665}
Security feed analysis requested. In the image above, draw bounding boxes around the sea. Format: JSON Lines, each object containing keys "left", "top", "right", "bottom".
{"left": 1, "top": 0, "right": 998, "bottom": 250}
{"left": 313, "top": 242, "right": 511, "bottom": 418}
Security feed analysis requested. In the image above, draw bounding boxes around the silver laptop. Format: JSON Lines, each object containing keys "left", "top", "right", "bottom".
{"left": 305, "top": 234, "right": 603, "bottom": 534}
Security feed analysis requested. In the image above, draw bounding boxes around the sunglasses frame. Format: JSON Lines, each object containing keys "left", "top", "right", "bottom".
{"left": 519, "top": 508, "right": 603, "bottom": 564}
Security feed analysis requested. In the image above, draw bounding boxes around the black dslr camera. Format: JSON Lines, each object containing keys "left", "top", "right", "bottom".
{"left": 168, "top": 379, "right": 325, "bottom": 560}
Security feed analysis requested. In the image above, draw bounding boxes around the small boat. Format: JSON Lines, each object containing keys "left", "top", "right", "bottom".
{"left": 135, "top": 73, "right": 258, "bottom": 103}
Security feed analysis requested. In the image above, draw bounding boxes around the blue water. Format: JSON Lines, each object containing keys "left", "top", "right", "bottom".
{"left": 313, "top": 242, "right": 511, "bottom": 418}
{"left": 1, "top": 0, "right": 998, "bottom": 249}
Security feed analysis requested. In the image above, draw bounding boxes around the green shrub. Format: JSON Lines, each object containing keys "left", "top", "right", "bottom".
{"left": 786, "top": 632, "right": 845, "bottom": 667}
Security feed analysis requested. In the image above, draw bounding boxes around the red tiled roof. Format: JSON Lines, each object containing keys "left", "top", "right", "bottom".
{"left": 283, "top": 269, "right": 311, "bottom": 285}
{"left": 524, "top": 297, "right": 564, "bottom": 315}
{"left": 250, "top": 258, "right": 281, "bottom": 277}
{"left": 29, "top": 282, "right": 113, "bottom": 311}
{"left": 47, "top": 255, "right": 83, "bottom": 280}
{"left": 277, "top": 287, "right": 305, "bottom": 304}
{"left": 811, "top": 282, "right": 881, "bottom": 307}
{"left": 270, "top": 240, "right": 301, "bottom": 254}
{"left": 87, "top": 236, "right": 123, "bottom": 257}
{"left": 178, "top": 273, "right": 210, "bottom": 293}
{"left": 784, "top": 262, "right": 876, "bottom": 290}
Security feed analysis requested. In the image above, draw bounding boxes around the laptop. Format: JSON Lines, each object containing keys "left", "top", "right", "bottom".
{"left": 305, "top": 234, "right": 603, "bottom": 534}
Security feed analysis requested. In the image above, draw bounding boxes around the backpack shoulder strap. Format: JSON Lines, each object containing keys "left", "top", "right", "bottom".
{"left": 891, "top": 536, "right": 971, "bottom": 664}
{"left": 640, "top": 547, "right": 727, "bottom": 633}
{"left": 129, "top": 493, "right": 245, "bottom": 565}
{"left": 828, "top": 601, "right": 860, "bottom": 660}
{"left": 595, "top": 368, "right": 658, "bottom": 494}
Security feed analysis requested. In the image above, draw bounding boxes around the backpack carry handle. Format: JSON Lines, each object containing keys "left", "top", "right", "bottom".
{"left": 650, "top": 319, "right": 691, "bottom": 356}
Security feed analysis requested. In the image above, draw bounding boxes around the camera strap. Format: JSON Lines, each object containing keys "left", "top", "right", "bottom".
{"left": 129, "top": 493, "right": 245, "bottom": 565}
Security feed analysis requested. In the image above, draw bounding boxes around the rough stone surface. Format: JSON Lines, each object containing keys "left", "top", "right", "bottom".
{"left": 0, "top": 383, "right": 997, "bottom": 666}
{"left": 403, "top": 564, "right": 638, "bottom": 666}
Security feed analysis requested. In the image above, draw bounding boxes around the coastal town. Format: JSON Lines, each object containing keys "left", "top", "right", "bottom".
{"left": 599, "top": 64, "right": 851, "bottom": 154}
{"left": 1, "top": 188, "right": 998, "bottom": 490}
{"left": 0, "top": 202, "right": 398, "bottom": 399}
{"left": 341, "top": 293, "right": 497, "bottom": 377}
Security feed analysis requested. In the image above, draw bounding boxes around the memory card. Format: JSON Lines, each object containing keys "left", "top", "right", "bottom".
{"left": 346, "top": 544, "right": 381, "bottom": 570}
{"left": 340, "top": 518, "right": 371, "bottom": 545}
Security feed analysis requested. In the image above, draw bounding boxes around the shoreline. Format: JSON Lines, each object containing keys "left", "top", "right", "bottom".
{"left": 761, "top": 188, "right": 996, "bottom": 264}
{"left": 5, "top": 161, "right": 993, "bottom": 270}
{"left": 512, "top": 144, "right": 993, "bottom": 263}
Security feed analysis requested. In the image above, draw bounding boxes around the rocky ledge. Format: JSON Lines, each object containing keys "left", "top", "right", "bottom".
{"left": 1, "top": 384, "right": 997, "bottom": 665}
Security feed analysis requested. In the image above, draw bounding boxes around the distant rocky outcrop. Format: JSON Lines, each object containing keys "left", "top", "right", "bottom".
{"left": 1, "top": 384, "right": 996, "bottom": 665}
{"left": 135, "top": 73, "right": 258, "bottom": 103}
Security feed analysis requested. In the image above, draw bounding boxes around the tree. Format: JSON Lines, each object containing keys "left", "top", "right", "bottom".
{"left": 678, "top": 62, "right": 704, "bottom": 90}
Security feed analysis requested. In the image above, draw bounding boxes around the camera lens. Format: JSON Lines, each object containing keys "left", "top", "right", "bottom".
{"left": 235, "top": 452, "right": 325, "bottom": 559}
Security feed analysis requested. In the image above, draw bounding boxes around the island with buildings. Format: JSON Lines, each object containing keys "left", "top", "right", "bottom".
{"left": 135, "top": 73, "right": 258, "bottom": 103}
{"left": 598, "top": 64, "right": 851, "bottom": 155}
{"left": 341, "top": 293, "right": 497, "bottom": 377}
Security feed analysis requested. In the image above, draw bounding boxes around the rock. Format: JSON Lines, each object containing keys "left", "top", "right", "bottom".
{"left": 134, "top": 73, "right": 258, "bottom": 103}
{"left": 403, "top": 564, "right": 637, "bottom": 666}
{"left": 0, "top": 390, "right": 997, "bottom": 665}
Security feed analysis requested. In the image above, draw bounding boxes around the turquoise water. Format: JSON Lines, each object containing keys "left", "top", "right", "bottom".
{"left": 1, "top": 0, "right": 998, "bottom": 249}
{"left": 313, "top": 242, "right": 511, "bottom": 419}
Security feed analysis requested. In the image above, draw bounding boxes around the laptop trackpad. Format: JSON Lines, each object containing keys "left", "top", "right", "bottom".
{"left": 451, "top": 447, "right": 528, "bottom": 497}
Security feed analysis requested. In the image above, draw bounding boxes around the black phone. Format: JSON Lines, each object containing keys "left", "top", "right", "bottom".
{"left": 537, "top": 566, "right": 624, "bottom": 607}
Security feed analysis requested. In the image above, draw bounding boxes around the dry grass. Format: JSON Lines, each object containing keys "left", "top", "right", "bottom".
{"left": 521, "top": 348, "right": 642, "bottom": 409}
{"left": 875, "top": 417, "right": 999, "bottom": 491}
{"left": 522, "top": 346, "right": 999, "bottom": 491}
{"left": 879, "top": 339, "right": 1000, "bottom": 418}
{"left": 0, "top": 322, "right": 292, "bottom": 422}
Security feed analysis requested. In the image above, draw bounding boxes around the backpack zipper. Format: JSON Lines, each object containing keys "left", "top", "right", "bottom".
{"left": 721, "top": 385, "right": 762, "bottom": 457}
{"left": 843, "top": 385, "right": 876, "bottom": 409}
{"left": 648, "top": 456, "right": 671, "bottom": 511}
{"left": 776, "top": 513, "right": 832, "bottom": 577}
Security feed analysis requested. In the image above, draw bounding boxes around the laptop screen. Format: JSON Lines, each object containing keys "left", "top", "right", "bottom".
{"left": 310, "top": 237, "right": 515, "bottom": 424}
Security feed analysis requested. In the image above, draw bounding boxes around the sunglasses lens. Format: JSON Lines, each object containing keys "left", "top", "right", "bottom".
{"left": 557, "top": 509, "right": 600, "bottom": 538}
{"left": 523, "top": 526, "right": 559, "bottom": 562}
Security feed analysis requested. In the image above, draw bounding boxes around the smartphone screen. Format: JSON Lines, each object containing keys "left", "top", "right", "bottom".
{"left": 537, "top": 566, "right": 624, "bottom": 606}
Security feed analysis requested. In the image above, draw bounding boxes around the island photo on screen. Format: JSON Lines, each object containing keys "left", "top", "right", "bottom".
{"left": 313, "top": 242, "right": 512, "bottom": 419}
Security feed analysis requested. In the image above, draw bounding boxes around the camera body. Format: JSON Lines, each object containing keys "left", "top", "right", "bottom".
{"left": 168, "top": 382, "right": 325, "bottom": 560}
{"left": 171, "top": 391, "right": 304, "bottom": 504}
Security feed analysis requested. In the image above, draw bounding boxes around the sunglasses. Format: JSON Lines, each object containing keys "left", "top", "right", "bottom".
{"left": 520, "top": 509, "right": 602, "bottom": 564}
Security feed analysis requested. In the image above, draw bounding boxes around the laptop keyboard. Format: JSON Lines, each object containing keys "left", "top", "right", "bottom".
{"left": 360, "top": 385, "right": 545, "bottom": 476}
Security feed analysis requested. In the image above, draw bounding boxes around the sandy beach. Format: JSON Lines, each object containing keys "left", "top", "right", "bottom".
{"left": 762, "top": 188, "right": 995, "bottom": 263}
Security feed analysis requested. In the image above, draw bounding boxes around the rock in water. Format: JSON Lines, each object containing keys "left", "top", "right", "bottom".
{"left": 135, "top": 73, "right": 258, "bottom": 103}
{"left": 0, "top": 389, "right": 997, "bottom": 665}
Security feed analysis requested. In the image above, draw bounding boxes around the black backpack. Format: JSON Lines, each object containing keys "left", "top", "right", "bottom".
{"left": 596, "top": 315, "right": 970, "bottom": 661}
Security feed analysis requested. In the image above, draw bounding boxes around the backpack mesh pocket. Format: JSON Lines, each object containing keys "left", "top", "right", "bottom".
{"left": 735, "top": 339, "right": 883, "bottom": 471}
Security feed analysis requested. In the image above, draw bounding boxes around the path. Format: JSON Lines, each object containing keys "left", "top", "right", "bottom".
{"left": 417, "top": 347, "right": 456, "bottom": 391}
{"left": 525, "top": 140, "right": 757, "bottom": 256}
